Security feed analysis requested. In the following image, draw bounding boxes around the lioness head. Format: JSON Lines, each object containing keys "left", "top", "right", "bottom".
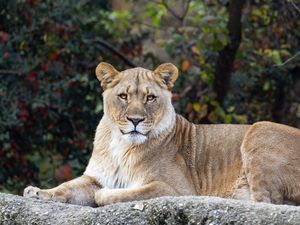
{"left": 95, "top": 62, "right": 178, "bottom": 145}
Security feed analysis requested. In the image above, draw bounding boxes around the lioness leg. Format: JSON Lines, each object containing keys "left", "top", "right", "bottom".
{"left": 24, "top": 175, "right": 101, "bottom": 206}
{"left": 241, "top": 121, "right": 300, "bottom": 205}
{"left": 95, "top": 181, "right": 178, "bottom": 206}
{"left": 245, "top": 171, "right": 282, "bottom": 204}
{"left": 231, "top": 174, "right": 251, "bottom": 201}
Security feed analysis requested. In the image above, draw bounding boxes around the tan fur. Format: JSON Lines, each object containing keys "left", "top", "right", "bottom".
{"left": 24, "top": 63, "right": 300, "bottom": 206}
{"left": 241, "top": 122, "right": 300, "bottom": 204}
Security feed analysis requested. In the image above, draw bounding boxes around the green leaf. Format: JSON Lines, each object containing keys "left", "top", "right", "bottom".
{"left": 95, "top": 101, "right": 103, "bottom": 113}
{"left": 233, "top": 114, "right": 248, "bottom": 124}
{"left": 272, "top": 50, "right": 282, "bottom": 65}
{"left": 193, "top": 103, "right": 200, "bottom": 112}
{"left": 215, "top": 106, "right": 226, "bottom": 119}
{"left": 227, "top": 106, "right": 235, "bottom": 113}
{"left": 263, "top": 81, "right": 270, "bottom": 91}
{"left": 224, "top": 115, "right": 232, "bottom": 124}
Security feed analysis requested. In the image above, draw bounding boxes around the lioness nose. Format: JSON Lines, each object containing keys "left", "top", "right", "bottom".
{"left": 127, "top": 117, "right": 145, "bottom": 126}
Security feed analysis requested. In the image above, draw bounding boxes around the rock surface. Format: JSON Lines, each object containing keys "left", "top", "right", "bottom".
{"left": 0, "top": 192, "right": 300, "bottom": 225}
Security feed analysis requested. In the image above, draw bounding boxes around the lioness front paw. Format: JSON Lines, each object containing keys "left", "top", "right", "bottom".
{"left": 95, "top": 188, "right": 123, "bottom": 206}
{"left": 24, "top": 186, "right": 52, "bottom": 200}
{"left": 23, "top": 186, "right": 67, "bottom": 203}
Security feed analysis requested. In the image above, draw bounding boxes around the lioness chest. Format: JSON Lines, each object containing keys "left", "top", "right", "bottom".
{"left": 84, "top": 132, "right": 154, "bottom": 189}
{"left": 84, "top": 118, "right": 197, "bottom": 194}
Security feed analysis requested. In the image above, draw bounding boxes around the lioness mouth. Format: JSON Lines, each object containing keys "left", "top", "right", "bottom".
{"left": 130, "top": 131, "right": 141, "bottom": 135}
{"left": 121, "top": 130, "right": 145, "bottom": 136}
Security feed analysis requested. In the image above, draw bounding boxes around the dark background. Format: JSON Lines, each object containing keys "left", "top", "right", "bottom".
{"left": 0, "top": 0, "right": 299, "bottom": 194}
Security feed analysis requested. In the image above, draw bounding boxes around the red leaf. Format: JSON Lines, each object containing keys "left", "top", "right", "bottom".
{"left": 49, "top": 53, "right": 57, "bottom": 61}
{"left": 0, "top": 31, "right": 9, "bottom": 43}
{"left": 3, "top": 52, "right": 10, "bottom": 58}
{"left": 172, "top": 93, "right": 180, "bottom": 102}
{"left": 41, "top": 65, "right": 49, "bottom": 71}
{"left": 17, "top": 101, "right": 29, "bottom": 122}
{"left": 26, "top": 70, "right": 37, "bottom": 82}
{"left": 136, "top": 44, "right": 143, "bottom": 56}
{"left": 181, "top": 58, "right": 191, "bottom": 72}
{"left": 54, "top": 164, "right": 73, "bottom": 182}
{"left": 26, "top": 70, "right": 39, "bottom": 92}
{"left": 26, "top": 0, "right": 40, "bottom": 6}
{"left": 22, "top": 11, "right": 31, "bottom": 27}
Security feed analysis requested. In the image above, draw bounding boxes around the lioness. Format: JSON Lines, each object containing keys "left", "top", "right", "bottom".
{"left": 24, "top": 63, "right": 300, "bottom": 206}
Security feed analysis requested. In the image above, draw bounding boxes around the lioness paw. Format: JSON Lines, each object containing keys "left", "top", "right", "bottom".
{"left": 23, "top": 186, "right": 51, "bottom": 200}
{"left": 95, "top": 188, "right": 123, "bottom": 206}
{"left": 23, "top": 186, "right": 67, "bottom": 203}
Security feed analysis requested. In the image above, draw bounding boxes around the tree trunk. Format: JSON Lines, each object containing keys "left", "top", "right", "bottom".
{"left": 213, "top": 0, "right": 245, "bottom": 104}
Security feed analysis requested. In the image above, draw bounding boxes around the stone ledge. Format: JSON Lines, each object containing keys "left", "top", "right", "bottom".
{"left": 0, "top": 192, "right": 299, "bottom": 225}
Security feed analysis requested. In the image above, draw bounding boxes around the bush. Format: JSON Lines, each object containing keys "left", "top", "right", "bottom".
{"left": 1, "top": 0, "right": 299, "bottom": 194}
{"left": 0, "top": 0, "right": 123, "bottom": 193}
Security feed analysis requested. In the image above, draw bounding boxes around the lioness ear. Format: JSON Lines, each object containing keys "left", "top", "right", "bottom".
{"left": 154, "top": 63, "right": 178, "bottom": 89}
{"left": 95, "top": 62, "right": 119, "bottom": 90}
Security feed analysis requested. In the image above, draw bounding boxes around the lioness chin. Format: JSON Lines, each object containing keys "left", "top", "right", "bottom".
{"left": 24, "top": 62, "right": 300, "bottom": 206}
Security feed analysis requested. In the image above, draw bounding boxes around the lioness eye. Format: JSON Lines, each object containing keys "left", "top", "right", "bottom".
{"left": 147, "top": 95, "right": 156, "bottom": 102}
{"left": 118, "top": 93, "right": 128, "bottom": 100}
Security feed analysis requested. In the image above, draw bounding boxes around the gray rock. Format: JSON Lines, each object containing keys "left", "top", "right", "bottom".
{"left": 0, "top": 192, "right": 299, "bottom": 225}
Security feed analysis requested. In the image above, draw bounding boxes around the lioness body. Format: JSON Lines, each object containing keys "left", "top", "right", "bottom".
{"left": 84, "top": 114, "right": 250, "bottom": 205}
{"left": 24, "top": 63, "right": 300, "bottom": 206}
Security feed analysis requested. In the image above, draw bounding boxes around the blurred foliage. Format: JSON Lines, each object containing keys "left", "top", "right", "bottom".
{"left": 0, "top": 0, "right": 117, "bottom": 193}
{"left": 0, "top": 0, "right": 299, "bottom": 194}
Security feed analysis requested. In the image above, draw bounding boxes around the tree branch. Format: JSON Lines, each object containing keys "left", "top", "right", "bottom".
{"left": 161, "top": 0, "right": 182, "bottom": 21}
{"left": 275, "top": 51, "right": 300, "bottom": 67}
{"left": 0, "top": 69, "right": 21, "bottom": 75}
{"left": 160, "top": 0, "right": 191, "bottom": 22}
{"left": 291, "top": 0, "right": 300, "bottom": 13}
{"left": 182, "top": 0, "right": 192, "bottom": 22}
{"left": 92, "top": 38, "right": 137, "bottom": 68}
